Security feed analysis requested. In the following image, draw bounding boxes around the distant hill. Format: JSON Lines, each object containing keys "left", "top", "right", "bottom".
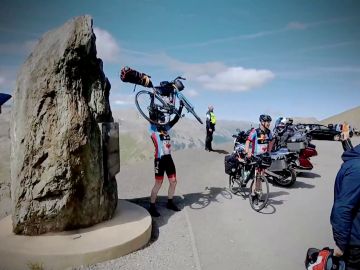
{"left": 320, "top": 106, "right": 360, "bottom": 129}
{"left": 291, "top": 117, "right": 319, "bottom": 125}
{"left": 113, "top": 108, "right": 254, "bottom": 164}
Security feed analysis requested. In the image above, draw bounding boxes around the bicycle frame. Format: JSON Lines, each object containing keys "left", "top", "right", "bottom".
{"left": 133, "top": 75, "right": 203, "bottom": 125}
{"left": 151, "top": 85, "right": 203, "bottom": 124}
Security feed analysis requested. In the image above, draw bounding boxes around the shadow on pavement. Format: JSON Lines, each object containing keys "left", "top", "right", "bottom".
{"left": 260, "top": 190, "right": 289, "bottom": 214}
{"left": 291, "top": 180, "right": 315, "bottom": 189}
{"left": 211, "top": 149, "right": 230, "bottom": 154}
{"left": 297, "top": 172, "right": 321, "bottom": 178}
{"left": 127, "top": 187, "right": 233, "bottom": 245}
{"left": 127, "top": 196, "right": 182, "bottom": 245}
{"left": 182, "top": 186, "right": 232, "bottom": 210}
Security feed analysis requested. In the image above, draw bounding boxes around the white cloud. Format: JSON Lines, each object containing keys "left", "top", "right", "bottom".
{"left": 287, "top": 22, "right": 307, "bottom": 30}
{"left": 157, "top": 56, "right": 275, "bottom": 91}
{"left": 186, "top": 89, "right": 199, "bottom": 97}
{"left": 195, "top": 67, "right": 275, "bottom": 92}
{"left": 113, "top": 48, "right": 274, "bottom": 92}
{"left": 94, "top": 27, "right": 120, "bottom": 63}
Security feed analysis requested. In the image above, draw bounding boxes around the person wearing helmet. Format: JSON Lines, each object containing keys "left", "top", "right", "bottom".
{"left": 148, "top": 101, "right": 184, "bottom": 217}
{"left": 244, "top": 114, "right": 274, "bottom": 197}
{"left": 205, "top": 105, "right": 216, "bottom": 151}
{"left": 245, "top": 114, "right": 274, "bottom": 157}
{"left": 273, "top": 117, "right": 296, "bottom": 150}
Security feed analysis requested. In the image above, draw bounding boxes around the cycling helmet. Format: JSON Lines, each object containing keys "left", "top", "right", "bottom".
{"left": 259, "top": 114, "right": 272, "bottom": 122}
{"left": 275, "top": 123, "right": 286, "bottom": 133}
{"left": 287, "top": 118, "right": 293, "bottom": 125}
{"left": 174, "top": 79, "right": 184, "bottom": 91}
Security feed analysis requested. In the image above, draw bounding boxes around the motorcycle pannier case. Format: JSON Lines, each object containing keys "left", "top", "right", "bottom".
{"left": 287, "top": 142, "right": 305, "bottom": 152}
{"left": 268, "top": 159, "right": 287, "bottom": 171}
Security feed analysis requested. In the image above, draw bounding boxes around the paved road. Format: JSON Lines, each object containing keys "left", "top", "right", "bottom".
{"left": 78, "top": 137, "right": 360, "bottom": 270}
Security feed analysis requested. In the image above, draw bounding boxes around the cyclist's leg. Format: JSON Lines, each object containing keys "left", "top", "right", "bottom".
{"left": 149, "top": 158, "right": 165, "bottom": 217}
{"left": 164, "top": 155, "right": 180, "bottom": 211}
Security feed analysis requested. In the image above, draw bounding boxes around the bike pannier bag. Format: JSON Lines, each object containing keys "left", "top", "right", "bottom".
{"left": 224, "top": 154, "right": 239, "bottom": 175}
{"left": 120, "top": 66, "right": 153, "bottom": 87}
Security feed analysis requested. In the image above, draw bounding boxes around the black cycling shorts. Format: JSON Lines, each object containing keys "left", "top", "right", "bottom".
{"left": 154, "top": 155, "right": 176, "bottom": 181}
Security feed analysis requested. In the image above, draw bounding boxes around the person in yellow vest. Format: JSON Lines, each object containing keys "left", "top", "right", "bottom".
{"left": 205, "top": 105, "right": 216, "bottom": 151}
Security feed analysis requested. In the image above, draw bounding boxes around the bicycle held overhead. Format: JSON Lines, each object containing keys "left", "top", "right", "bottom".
{"left": 120, "top": 66, "right": 203, "bottom": 126}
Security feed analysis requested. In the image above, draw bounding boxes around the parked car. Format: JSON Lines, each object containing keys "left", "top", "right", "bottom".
{"left": 306, "top": 124, "right": 341, "bottom": 141}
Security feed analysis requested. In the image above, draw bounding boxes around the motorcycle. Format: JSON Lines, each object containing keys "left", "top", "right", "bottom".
{"left": 286, "top": 131, "right": 317, "bottom": 171}
{"left": 232, "top": 129, "right": 298, "bottom": 187}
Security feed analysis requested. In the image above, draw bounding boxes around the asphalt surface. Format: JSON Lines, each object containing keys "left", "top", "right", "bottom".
{"left": 76, "top": 137, "right": 360, "bottom": 270}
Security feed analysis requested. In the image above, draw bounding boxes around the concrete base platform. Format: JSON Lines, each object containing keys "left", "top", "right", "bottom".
{"left": 0, "top": 200, "right": 152, "bottom": 270}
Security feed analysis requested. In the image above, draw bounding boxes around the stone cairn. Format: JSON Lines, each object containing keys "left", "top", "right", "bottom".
{"left": 10, "top": 15, "right": 119, "bottom": 235}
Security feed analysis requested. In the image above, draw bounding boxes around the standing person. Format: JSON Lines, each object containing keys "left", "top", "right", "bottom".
{"left": 245, "top": 114, "right": 274, "bottom": 157}
{"left": 330, "top": 144, "right": 360, "bottom": 270}
{"left": 244, "top": 114, "right": 274, "bottom": 196}
{"left": 148, "top": 102, "right": 184, "bottom": 217}
{"left": 205, "top": 105, "right": 216, "bottom": 151}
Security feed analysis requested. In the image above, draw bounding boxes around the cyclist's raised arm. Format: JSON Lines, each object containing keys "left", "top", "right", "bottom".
{"left": 168, "top": 101, "right": 184, "bottom": 128}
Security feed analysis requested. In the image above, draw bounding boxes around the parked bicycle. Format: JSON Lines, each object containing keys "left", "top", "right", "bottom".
{"left": 225, "top": 151, "right": 272, "bottom": 212}
{"left": 120, "top": 66, "right": 203, "bottom": 126}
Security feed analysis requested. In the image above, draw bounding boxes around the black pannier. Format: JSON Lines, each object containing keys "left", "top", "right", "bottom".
{"left": 224, "top": 154, "right": 240, "bottom": 175}
{"left": 120, "top": 66, "right": 153, "bottom": 88}
{"left": 157, "top": 81, "right": 174, "bottom": 96}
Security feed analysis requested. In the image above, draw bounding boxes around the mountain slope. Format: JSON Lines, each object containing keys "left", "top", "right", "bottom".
{"left": 113, "top": 108, "right": 254, "bottom": 164}
{"left": 320, "top": 106, "right": 360, "bottom": 128}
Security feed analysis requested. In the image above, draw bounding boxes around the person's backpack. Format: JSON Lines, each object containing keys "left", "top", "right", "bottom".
{"left": 304, "top": 247, "right": 345, "bottom": 270}
{"left": 120, "top": 66, "right": 153, "bottom": 88}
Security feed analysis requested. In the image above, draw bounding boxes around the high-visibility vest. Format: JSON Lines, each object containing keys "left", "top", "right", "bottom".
{"left": 209, "top": 112, "right": 216, "bottom": 125}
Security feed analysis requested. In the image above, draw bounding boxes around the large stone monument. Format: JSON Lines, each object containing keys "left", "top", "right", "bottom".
{"left": 10, "top": 15, "right": 119, "bottom": 235}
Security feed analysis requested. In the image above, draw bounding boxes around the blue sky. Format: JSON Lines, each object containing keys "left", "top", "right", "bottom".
{"left": 0, "top": 0, "right": 359, "bottom": 122}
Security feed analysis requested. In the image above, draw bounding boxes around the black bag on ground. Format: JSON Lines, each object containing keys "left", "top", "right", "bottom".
{"left": 120, "top": 66, "right": 153, "bottom": 87}
{"left": 224, "top": 154, "right": 240, "bottom": 175}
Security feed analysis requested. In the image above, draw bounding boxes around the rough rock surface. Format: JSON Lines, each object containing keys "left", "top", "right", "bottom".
{"left": 10, "top": 15, "right": 117, "bottom": 235}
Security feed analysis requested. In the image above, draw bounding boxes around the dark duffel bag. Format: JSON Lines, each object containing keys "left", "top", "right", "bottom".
{"left": 224, "top": 154, "right": 240, "bottom": 175}
{"left": 120, "top": 66, "right": 153, "bottom": 87}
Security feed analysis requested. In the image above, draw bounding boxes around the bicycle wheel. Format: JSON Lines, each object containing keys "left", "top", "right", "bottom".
{"left": 271, "top": 168, "right": 296, "bottom": 187}
{"left": 229, "top": 175, "right": 240, "bottom": 194}
{"left": 177, "top": 92, "right": 203, "bottom": 124}
{"left": 135, "top": 90, "right": 170, "bottom": 126}
{"left": 249, "top": 175, "right": 269, "bottom": 212}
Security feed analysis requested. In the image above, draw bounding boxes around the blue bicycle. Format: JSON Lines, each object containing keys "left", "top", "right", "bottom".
{"left": 134, "top": 76, "right": 203, "bottom": 126}
{"left": 120, "top": 66, "right": 203, "bottom": 126}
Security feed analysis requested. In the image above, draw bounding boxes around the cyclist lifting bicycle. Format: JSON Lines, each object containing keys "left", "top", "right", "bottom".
{"left": 120, "top": 66, "right": 203, "bottom": 126}
{"left": 120, "top": 66, "right": 203, "bottom": 216}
